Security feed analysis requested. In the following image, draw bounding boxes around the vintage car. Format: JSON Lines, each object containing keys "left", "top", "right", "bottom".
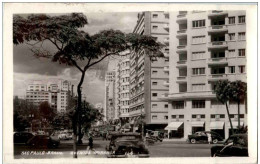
{"left": 211, "top": 133, "right": 248, "bottom": 157}
{"left": 26, "top": 134, "right": 60, "bottom": 148}
{"left": 14, "top": 132, "right": 34, "bottom": 144}
{"left": 188, "top": 131, "right": 224, "bottom": 144}
{"left": 106, "top": 133, "right": 149, "bottom": 158}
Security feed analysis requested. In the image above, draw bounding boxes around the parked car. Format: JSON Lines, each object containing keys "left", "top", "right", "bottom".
{"left": 211, "top": 133, "right": 248, "bottom": 157}
{"left": 26, "top": 134, "right": 60, "bottom": 148}
{"left": 106, "top": 132, "right": 149, "bottom": 158}
{"left": 58, "top": 131, "right": 73, "bottom": 140}
{"left": 188, "top": 131, "right": 224, "bottom": 144}
{"left": 14, "top": 132, "right": 34, "bottom": 144}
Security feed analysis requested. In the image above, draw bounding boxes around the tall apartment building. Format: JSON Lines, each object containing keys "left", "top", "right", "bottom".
{"left": 26, "top": 80, "right": 71, "bottom": 113}
{"left": 104, "top": 71, "right": 116, "bottom": 121}
{"left": 163, "top": 10, "right": 247, "bottom": 139}
{"left": 129, "top": 11, "right": 170, "bottom": 131}
{"left": 115, "top": 58, "right": 131, "bottom": 121}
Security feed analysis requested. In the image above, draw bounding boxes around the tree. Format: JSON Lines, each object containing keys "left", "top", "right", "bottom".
{"left": 229, "top": 81, "right": 247, "bottom": 130}
{"left": 39, "top": 101, "right": 56, "bottom": 121}
{"left": 214, "top": 80, "right": 234, "bottom": 135}
{"left": 13, "top": 13, "right": 164, "bottom": 158}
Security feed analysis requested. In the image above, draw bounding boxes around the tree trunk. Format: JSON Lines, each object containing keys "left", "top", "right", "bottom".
{"left": 238, "top": 101, "right": 240, "bottom": 130}
{"left": 226, "top": 102, "right": 234, "bottom": 135}
{"left": 77, "top": 71, "right": 86, "bottom": 144}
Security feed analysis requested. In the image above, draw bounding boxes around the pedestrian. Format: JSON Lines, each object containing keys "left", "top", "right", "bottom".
{"left": 86, "top": 133, "right": 97, "bottom": 155}
{"left": 207, "top": 133, "right": 212, "bottom": 144}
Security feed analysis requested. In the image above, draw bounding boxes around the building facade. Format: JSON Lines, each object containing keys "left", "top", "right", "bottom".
{"left": 116, "top": 58, "right": 131, "bottom": 121}
{"left": 26, "top": 80, "right": 71, "bottom": 113}
{"left": 129, "top": 11, "right": 170, "bottom": 131}
{"left": 163, "top": 10, "right": 247, "bottom": 139}
{"left": 104, "top": 71, "right": 116, "bottom": 121}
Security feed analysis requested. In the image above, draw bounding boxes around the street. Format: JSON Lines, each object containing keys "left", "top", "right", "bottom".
{"left": 14, "top": 138, "right": 217, "bottom": 158}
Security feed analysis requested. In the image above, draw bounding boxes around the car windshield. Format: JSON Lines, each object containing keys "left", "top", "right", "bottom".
{"left": 115, "top": 136, "right": 140, "bottom": 141}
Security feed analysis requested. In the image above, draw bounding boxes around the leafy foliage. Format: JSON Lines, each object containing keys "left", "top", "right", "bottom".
{"left": 214, "top": 80, "right": 232, "bottom": 104}
{"left": 229, "top": 81, "right": 247, "bottom": 102}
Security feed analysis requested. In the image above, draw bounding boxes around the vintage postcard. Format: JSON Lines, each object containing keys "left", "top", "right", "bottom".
{"left": 3, "top": 3, "right": 258, "bottom": 164}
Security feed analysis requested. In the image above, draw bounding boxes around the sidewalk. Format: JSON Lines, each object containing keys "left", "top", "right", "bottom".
{"left": 162, "top": 138, "right": 188, "bottom": 144}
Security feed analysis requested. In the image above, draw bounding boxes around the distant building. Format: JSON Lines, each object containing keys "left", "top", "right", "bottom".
{"left": 25, "top": 80, "right": 71, "bottom": 113}
{"left": 104, "top": 71, "right": 116, "bottom": 121}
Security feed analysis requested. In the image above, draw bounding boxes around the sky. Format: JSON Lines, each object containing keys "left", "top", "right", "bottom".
{"left": 13, "top": 12, "right": 138, "bottom": 105}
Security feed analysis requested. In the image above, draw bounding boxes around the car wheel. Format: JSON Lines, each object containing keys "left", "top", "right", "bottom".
{"left": 212, "top": 139, "right": 218, "bottom": 144}
{"left": 190, "top": 139, "right": 196, "bottom": 144}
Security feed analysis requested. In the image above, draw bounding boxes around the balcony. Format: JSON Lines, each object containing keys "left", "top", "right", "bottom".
{"left": 176, "top": 60, "right": 187, "bottom": 68}
{"left": 208, "top": 74, "right": 228, "bottom": 82}
{"left": 208, "top": 10, "right": 228, "bottom": 17}
{"left": 208, "top": 41, "right": 228, "bottom": 50}
{"left": 164, "top": 24, "right": 169, "bottom": 30}
{"left": 176, "top": 29, "right": 187, "bottom": 38}
{"left": 164, "top": 51, "right": 169, "bottom": 58}
{"left": 164, "top": 38, "right": 169, "bottom": 45}
{"left": 163, "top": 66, "right": 169, "bottom": 72}
{"left": 176, "top": 76, "right": 187, "bottom": 83}
{"left": 129, "top": 109, "right": 143, "bottom": 117}
{"left": 176, "top": 45, "right": 187, "bottom": 53}
{"left": 208, "top": 58, "right": 228, "bottom": 66}
{"left": 176, "top": 14, "right": 187, "bottom": 23}
{"left": 208, "top": 25, "right": 228, "bottom": 33}
{"left": 163, "top": 80, "right": 169, "bottom": 87}
{"left": 166, "top": 91, "right": 216, "bottom": 100}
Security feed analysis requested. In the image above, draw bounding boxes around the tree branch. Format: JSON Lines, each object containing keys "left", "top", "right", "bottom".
{"left": 70, "top": 58, "right": 83, "bottom": 72}
{"left": 88, "top": 51, "right": 122, "bottom": 68}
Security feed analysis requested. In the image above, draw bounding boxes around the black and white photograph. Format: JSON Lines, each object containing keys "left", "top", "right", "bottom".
{"left": 3, "top": 3, "right": 258, "bottom": 164}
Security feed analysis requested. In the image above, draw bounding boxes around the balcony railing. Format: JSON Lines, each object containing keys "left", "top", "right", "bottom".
{"left": 208, "top": 10, "right": 228, "bottom": 17}
{"left": 177, "top": 29, "right": 187, "bottom": 34}
{"left": 208, "top": 25, "right": 228, "bottom": 33}
{"left": 163, "top": 80, "right": 169, "bottom": 86}
{"left": 177, "top": 45, "right": 187, "bottom": 49}
{"left": 208, "top": 41, "right": 227, "bottom": 49}
{"left": 164, "top": 51, "right": 169, "bottom": 57}
{"left": 208, "top": 74, "right": 228, "bottom": 81}
{"left": 176, "top": 60, "right": 187, "bottom": 68}
{"left": 164, "top": 24, "right": 169, "bottom": 30}
{"left": 163, "top": 66, "right": 169, "bottom": 72}
{"left": 208, "top": 57, "right": 228, "bottom": 66}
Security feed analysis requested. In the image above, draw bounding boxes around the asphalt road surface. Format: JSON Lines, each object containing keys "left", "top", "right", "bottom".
{"left": 14, "top": 138, "right": 218, "bottom": 159}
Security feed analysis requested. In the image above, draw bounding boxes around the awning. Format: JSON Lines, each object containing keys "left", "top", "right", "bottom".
{"left": 227, "top": 122, "right": 244, "bottom": 128}
{"left": 164, "top": 122, "right": 183, "bottom": 130}
{"left": 191, "top": 121, "right": 205, "bottom": 127}
{"left": 210, "top": 121, "right": 224, "bottom": 129}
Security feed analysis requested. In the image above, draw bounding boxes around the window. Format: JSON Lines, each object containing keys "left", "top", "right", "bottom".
{"left": 192, "top": 100, "right": 205, "bottom": 108}
{"left": 192, "top": 84, "right": 206, "bottom": 91}
{"left": 239, "top": 65, "right": 246, "bottom": 73}
{"left": 239, "top": 49, "right": 246, "bottom": 57}
{"left": 164, "top": 104, "right": 168, "bottom": 108}
{"left": 179, "top": 115, "right": 184, "bottom": 119}
{"left": 238, "top": 32, "right": 246, "bottom": 40}
{"left": 152, "top": 26, "right": 158, "bottom": 30}
{"left": 240, "top": 114, "right": 244, "bottom": 118}
{"left": 192, "top": 51, "right": 205, "bottom": 60}
{"left": 152, "top": 82, "right": 158, "bottom": 85}
{"left": 164, "top": 116, "right": 168, "bottom": 120}
{"left": 171, "top": 115, "right": 176, "bottom": 119}
{"left": 192, "top": 115, "right": 196, "bottom": 119}
{"left": 228, "top": 49, "right": 236, "bottom": 58}
{"left": 228, "top": 33, "right": 235, "bottom": 41}
{"left": 152, "top": 14, "right": 158, "bottom": 18}
{"left": 211, "top": 115, "right": 216, "bottom": 118}
{"left": 152, "top": 104, "right": 157, "bottom": 108}
{"left": 201, "top": 115, "right": 205, "bottom": 118}
{"left": 152, "top": 115, "right": 157, "bottom": 119}
{"left": 152, "top": 93, "right": 158, "bottom": 97}
{"left": 152, "top": 70, "right": 158, "bottom": 74}
{"left": 220, "top": 114, "right": 225, "bottom": 118}
{"left": 172, "top": 101, "right": 185, "bottom": 109}
{"left": 238, "top": 16, "right": 245, "bottom": 23}
{"left": 192, "top": 68, "right": 205, "bottom": 75}
{"left": 228, "top": 66, "right": 236, "bottom": 74}
{"left": 230, "top": 114, "right": 235, "bottom": 118}
{"left": 192, "top": 36, "right": 206, "bottom": 44}
{"left": 228, "top": 17, "right": 235, "bottom": 24}
{"left": 192, "top": 20, "right": 205, "bottom": 27}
